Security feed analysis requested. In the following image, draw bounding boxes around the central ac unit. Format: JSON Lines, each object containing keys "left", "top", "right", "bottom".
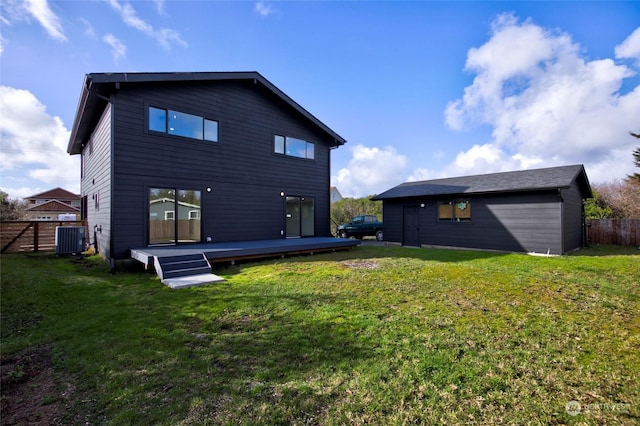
{"left": 55, "top": 226, "right": 86, "bottom": 255}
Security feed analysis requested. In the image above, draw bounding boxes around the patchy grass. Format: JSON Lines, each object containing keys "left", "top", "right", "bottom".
{"left": 1, "top": 246, "right": 638, "bottom": 424}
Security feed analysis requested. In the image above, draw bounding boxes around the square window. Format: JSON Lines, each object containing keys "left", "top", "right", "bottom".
{"left": 455, "top": 201, "right": 471, "bottom": 221}
{"left": 438, "top": 203, "right": 452, "bottom": 220}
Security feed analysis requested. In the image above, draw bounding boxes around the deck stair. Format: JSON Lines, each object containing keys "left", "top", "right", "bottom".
{"left": 153, "top": 253, "right": 224, "bottom": 289}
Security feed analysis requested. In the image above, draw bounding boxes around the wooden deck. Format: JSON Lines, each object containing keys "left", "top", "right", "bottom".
{"left": 131, "top": 237, "right": 360, "bottom": 267}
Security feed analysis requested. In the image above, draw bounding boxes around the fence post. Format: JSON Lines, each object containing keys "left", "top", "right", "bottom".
{"left": 34, "top": 221, "right": 39, "bottom": 252}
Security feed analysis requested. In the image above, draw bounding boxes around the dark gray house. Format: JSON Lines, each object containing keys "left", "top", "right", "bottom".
{"left": 372, "top": 165, "right": 592, "bottom": 254}
{"left": 67, "top": 72, "right": 346, "bottom": 261}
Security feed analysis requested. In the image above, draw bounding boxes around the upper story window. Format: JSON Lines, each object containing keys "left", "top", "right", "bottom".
{"left": 274, "top": 135, "right": 315, "bottom": 160}
{"left": 438, "top": 200, "right": 471, "bottom": 222}
{"left": 149, "top": 106, "right": 218, "bottom": 142}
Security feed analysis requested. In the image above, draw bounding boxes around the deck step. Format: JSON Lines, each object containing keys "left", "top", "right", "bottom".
{"left": 153, "top": 253, "right": 224, "bottom": 288}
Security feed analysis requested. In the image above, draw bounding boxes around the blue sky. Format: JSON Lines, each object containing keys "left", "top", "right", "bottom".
{"left": 1, "top": 1, "right": 639, "bottom": 199}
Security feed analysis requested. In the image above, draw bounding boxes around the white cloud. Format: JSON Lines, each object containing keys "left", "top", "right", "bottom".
{"left": 0, "top": 0, "right": 66, "bottom": 43}
{"left": 615, "top": 26, "right": 640, "bottom": 61}
{"left": 407, "top": 168, "right": 438, "bottom": 182}
{"left": 105, "top": 0, "right": 187, "bottom": 49}
{"left": 24, "top": 0, "right": 66, "bottom": 41}
{"left": 79, "top": 17, "right": 96, "bottom": 38}
{"left": 103, "top": 33, "right": 127, "bottom": 63}
{"left": 444, "top": 14, "right": 640, "bottom": 183}
{"left": 0, "top": 86, "right": 79, "bottom": 196}
{"left": 255, "top": 1, "right": 273, "bottom": 17}
{"left": 332, "top": 144, "right": 407, "bottom": 197}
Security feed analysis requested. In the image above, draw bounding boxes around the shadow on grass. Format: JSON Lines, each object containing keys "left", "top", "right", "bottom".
{"left": 172, "top": 290, "right": 374, "bottom": 422}
{"left": 568, "top": 244, "right": 640, "bottom": 257}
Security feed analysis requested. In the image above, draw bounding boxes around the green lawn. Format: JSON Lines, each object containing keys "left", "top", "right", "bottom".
{"left": 1, "top": 245, "right": 638, "bottom": 424}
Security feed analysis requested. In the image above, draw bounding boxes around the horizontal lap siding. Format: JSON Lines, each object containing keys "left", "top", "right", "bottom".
{"left": 481, "top": 194, "right": 562, "bottom": 253}
{"left": 382, "top": 203, "right": 403, "bottom": 242}
{"left": 82, "top": 105, "right": 112, "bottom": 257}
{"left": 561, "top": 185, "right": 584, "bottom": 252}
{"left": 110, "top": 81, "right": 332, "bottom": 258}
{"left": 384, "top": 192, "right": 563, "bottom": 253}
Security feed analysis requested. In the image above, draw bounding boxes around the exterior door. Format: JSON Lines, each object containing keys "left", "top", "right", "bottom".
{"left": 403, "top": 206, "right": 420, "bottom": 247}
{"left": 149, "top": 188, "right": 201, "bottom": 245}
{"left": 286, "top": 196, "right": 315, "bottom": 238}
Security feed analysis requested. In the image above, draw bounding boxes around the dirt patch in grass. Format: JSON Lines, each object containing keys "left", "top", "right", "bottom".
{"left": 1, "top": 345, "right": 70, "bottom": 425}
{"left": 341, "top": 260, "right": 380, "bottom": 269}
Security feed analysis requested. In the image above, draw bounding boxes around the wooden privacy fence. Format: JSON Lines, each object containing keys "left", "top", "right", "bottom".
{"left": 588, "top": 219, "right": 640, "bottom": 246}
{"left": 1, "top": 220, "right": 87, "bottom": 253}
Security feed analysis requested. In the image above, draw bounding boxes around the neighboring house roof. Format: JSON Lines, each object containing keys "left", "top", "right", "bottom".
{"left": 67, "top": 71, "right": 347, "bottom": 155}
{"left": 372, "top": 165, "right": 592, "bottom": 200}
{"left": 25, "top": 187, "right": 80, "bottom": 201}
{"left": 149, "top": 198, "right": 201, "bottom": 209}
{"left": 26, "top": 199, "right": 81, "bottom": 213}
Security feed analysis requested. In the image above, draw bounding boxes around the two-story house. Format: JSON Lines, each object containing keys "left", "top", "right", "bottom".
{"left": 67, "top": 72, "right": 347, "bottom": 263}
{"left": 24, "top": 187, "right": 81, "bottom": 221}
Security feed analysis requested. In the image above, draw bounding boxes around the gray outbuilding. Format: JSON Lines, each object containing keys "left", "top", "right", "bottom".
{"left": 372, "top": 165, "right": 593, "bottom": 254}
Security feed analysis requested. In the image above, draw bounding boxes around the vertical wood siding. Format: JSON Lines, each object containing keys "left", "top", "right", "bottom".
{"left": 588, "top": 219, "right": 640, "bottom": 246}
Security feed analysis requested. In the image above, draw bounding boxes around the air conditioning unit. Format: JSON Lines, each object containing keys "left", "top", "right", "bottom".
{"left": 55, "top": 226, "right": 86, "bottom": 255}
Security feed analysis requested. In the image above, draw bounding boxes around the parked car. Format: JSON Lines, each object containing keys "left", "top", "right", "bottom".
{"left": 337, "top": 215, "right": 383, "bottom": 241}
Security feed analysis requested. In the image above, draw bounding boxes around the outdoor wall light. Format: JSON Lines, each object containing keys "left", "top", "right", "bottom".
{"left": 206, "top": 187, "right": 212, "bottom": 193}
{"left": 280, "top": 191, "right": 285, "bottom": 197}
{"left": 420, "top": 203, "right": 426, "bottom": 208}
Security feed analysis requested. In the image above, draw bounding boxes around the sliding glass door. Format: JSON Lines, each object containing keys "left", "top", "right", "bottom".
{"left": 286, "top": 196, "right": 314, "bottom": 238}
{"left": 149, "top": 188, "right": 201, "bottom": 245}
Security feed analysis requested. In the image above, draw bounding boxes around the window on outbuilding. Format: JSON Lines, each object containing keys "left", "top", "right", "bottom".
{"left": 438, "top": 200, "right": 471, "bottom": 222}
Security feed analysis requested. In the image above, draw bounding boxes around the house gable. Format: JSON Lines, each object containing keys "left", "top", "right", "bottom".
{"left": 67, "top": 71, "right": 346, "bottom": 260}
{"left": 68, "top": 72, "right": 346, "bottom": 155}
{"left": 26, "top": 199, "right": 80, "bottom": 213}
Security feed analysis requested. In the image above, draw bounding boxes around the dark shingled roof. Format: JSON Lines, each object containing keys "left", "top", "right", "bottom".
{"left": 372, "top": 165, "right": 592, "bottom": 200}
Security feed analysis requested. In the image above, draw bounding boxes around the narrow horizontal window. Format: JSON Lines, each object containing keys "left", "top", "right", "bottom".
{"left": 274, "top": 134, "right": 315, "bottom": 160}
{"left": 148, "top": 106, "right": 218, "bottom": 143}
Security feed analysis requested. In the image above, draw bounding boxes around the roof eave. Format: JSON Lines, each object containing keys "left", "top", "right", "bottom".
{"left": 373, "top": 185, "right": 574, "bottom": 201}
{"left": 67, "top": 72, "right": 347, "bottom": 154}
